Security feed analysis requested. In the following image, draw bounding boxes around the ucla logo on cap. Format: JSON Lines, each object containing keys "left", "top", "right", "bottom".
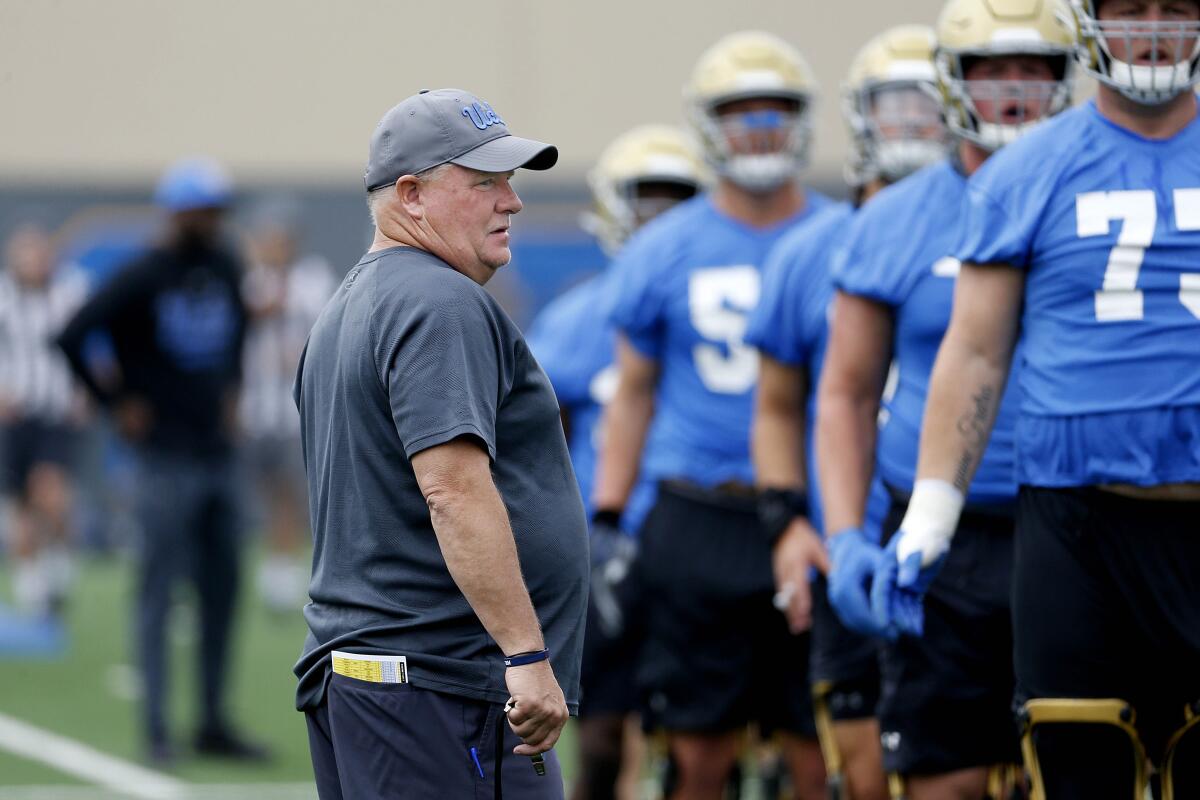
{"left": 462, "top": 100, "right": 505, "bottom": 131}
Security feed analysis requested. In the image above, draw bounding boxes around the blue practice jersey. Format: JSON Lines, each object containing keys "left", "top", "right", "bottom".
{"left": 834, "top": 160, "right": 1019, "bottom": 505}
{"left": 745, "top": 202, "right": 893, "bottom": 538}
{"left": 525, "top": 275, "right": 658, "bottom": 534}
{"left": 605, "top": 191, "right": 831, "bottom": 488}
{"left": 957, "top": 100, "right": 1200, "bottom": 487}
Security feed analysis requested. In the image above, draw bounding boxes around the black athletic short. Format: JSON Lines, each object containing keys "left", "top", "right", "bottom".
{"left": 810, "top": 574, "right": 881, "bottom": 721}
{"left": 633, "top": 480, "right": 816, "bottom": 736}
{"left": 2, "top": 418, "right": 75, "bottom": 494}
{"left": 1014, "top": 486, "right": 1200, "bottom": 772}
{"left": 876, "top": 493, "right": 1019, "bottom": 776}
{"left": 578, "top": 560, "right": 643, "bottom": 718}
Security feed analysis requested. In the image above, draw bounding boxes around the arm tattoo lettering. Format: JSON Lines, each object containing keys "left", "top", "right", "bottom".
{"left": 952, "top": 384, "right": 996, "bottom": 492}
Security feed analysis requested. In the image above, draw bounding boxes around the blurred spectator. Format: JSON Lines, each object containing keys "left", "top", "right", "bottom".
{"left": 0, "top": 223, "right": 89, "bottom": 617}
{"left": 56, "top": 158, "right": 267, "bottom": 765}
{"left": 238, "top": 200, "right": 334, "bottom": 612}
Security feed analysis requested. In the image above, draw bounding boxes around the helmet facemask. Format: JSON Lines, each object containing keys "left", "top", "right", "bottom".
{"left": 692, "top": 96, "right": 813, "bottom": 193}
{"left": 1073, "top": 0, "right": 1200, "bottom": 105}
{"left": 938, "top": 49, "right": 1074, "bottom": 151}
{"left": 845, "top": 80, "right": 949, "bottom": 185}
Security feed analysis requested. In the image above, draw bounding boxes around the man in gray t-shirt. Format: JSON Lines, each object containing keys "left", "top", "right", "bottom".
{"left": 295, "top": 89, "right": 588, "bottom": 799}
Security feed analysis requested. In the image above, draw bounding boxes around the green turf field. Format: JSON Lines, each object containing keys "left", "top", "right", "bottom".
{"left": 0, "top": 551, "right": 578, "bottom": 798}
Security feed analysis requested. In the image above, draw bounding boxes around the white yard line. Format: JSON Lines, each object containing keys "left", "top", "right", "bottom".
{"left": 0, "top": 787, "right": 318, "bottom": 800}
{"left": 0, "top": 712, "right": 185, "bottom": 800}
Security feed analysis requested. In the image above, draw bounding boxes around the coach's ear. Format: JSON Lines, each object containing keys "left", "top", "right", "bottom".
{"left": 395, "top": 175, "right": 424, "bottom": 221}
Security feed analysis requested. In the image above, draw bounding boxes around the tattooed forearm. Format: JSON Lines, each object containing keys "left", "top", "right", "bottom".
{"left": 952, "top": 384, "right": 996, "bottom": 492}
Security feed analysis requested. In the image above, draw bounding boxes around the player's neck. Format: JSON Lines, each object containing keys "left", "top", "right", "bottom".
{"left": 711, "top": 180, "right": 806, "bottom": 229}
{"left": 1095, "top": 87, "right": 1198, "bottom": 140}
{"left": 857, "top": 179, "right": 888, "bottom": 206}
{"left": 957, "top": 140, "right": 991, "bottom": 177}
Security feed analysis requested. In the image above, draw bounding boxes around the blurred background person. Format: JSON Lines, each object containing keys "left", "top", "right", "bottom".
{"left": 56, "top": 157, "right": 266, "bottom": 765}
{"left": 747, "top": 24, "right": 947, "bottom": 800}
{"left": 526, "top": 124, "right": 709, "bottom": 800}
{"left": 0, "top": 222, "right": 89, "bottom": 619}
{"left": 238, "top": 199, "right": 335, "bottom": 614}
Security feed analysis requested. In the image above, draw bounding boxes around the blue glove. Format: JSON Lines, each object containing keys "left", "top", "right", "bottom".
{"left": 870, "top": 534, "right": 945, "bottom": 638}
{"left": 826, "top": 527, "right": 888, "bottom": 637}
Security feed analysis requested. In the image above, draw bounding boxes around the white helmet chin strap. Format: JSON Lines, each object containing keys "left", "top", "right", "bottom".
{"left": 721, "top": 153, "right": 799, "bottom": 192}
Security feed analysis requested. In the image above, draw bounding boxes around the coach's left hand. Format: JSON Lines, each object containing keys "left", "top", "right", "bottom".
{"left": 871, "top": 533, "right": 945, "bottom": 638}
{"left": 504, "top": 659, "right": 569, "bottom": 755}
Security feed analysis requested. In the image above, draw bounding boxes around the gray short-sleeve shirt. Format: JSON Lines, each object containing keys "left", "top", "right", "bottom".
{"left": 293, "top": 246, "right": 589, "bottom": 711}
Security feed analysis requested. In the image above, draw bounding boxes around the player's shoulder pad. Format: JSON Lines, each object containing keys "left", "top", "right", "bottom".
{"left": 849, "top": 159, "right": 958, "bottom": 239}
{"left": 768, "top": 201, "right": 854, "bottom": 266}
{"left": 971, "top": 103, "right": 1092, "bottom": 186}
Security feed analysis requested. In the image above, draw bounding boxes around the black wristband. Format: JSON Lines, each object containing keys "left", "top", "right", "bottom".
{"left": 757, "top": 487, "right": 808, "bottom": 547}
{"left": 591, "top": 509, "right": 622, "bottom": 529}
{"left": 504, "top": 649, "right": 550, "bottom": 668}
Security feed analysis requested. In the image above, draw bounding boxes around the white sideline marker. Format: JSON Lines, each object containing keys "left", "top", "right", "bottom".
{"left": 0, "top": 711, "right": 185, "bottom": 800}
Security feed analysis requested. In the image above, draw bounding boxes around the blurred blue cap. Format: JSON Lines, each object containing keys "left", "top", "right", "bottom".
{"left": 154, "top": 157, "right": 234, "bottom": 212}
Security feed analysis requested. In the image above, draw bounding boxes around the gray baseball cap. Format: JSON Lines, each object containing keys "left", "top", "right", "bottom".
{"left": 365, "top": 89, "right": 558, "bottom": 191}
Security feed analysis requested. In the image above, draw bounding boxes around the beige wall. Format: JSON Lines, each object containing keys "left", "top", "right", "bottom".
{"left": 1, "top": 0, "right": 951, "bottom": 187}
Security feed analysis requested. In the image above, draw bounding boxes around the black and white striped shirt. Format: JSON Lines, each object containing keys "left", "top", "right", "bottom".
{"left": 239, "top": 255, "right": 335, "bottom": 439}
{"left": 0, "top": 269, "right": 88, "bottom": 422}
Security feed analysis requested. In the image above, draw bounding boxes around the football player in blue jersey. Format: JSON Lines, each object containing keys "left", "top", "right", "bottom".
{"left": 593, "top": 31, "right": 833, "bottom": 800}
{"left": 746, "top": 25, "right": 947, "bottom": 800}
{"left": 868, "top": 0, "right": 1200, "bottom": 796}
{"left": 526, "top": 124, "right": 708, "bottom": 800}
{"left": 814, "top": 1, "right": 1076, "bottom": 798}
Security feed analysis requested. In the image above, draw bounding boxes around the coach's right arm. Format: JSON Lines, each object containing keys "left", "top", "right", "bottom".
{"left": 411, "top": 439, "right": 568, "bottom": 755}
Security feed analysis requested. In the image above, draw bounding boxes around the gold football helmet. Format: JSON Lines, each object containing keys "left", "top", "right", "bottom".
{"left": 936, "top": 0, "right": 1075, "bottom": 151}
{"left": 843, "top": 25, "right": 948, "bottom": 186}
{"left": 1067, "top": 0, "right": 1200, "bottom": 105}
{"left": 582, "top": 124, "right": 710, "bottom": 255}
{"left": 684, "top": 31, "right": 817, "bottom": 192}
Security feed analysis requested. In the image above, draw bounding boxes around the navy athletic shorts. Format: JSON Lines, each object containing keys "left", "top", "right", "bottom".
{"left": 306, "top": 673, "right": 565, "bottom": 799}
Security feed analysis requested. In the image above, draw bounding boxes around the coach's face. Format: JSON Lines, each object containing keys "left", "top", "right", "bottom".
{"left": 422, "top": 165, "right": 523, "bottom": 285}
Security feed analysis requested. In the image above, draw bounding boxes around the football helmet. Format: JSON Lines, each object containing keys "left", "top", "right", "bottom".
{"left": 684, "top": 31, "right": 817, "bottom": 192}
{"left": 843, "top": 25, "right": 948, "bottom": 186}
{"left": 936, "top": 0, "right": 1075, "bottom": 151}
{"left": 582, "top": 124, "right": 710, "bottom": 255}
{"left": 1067, "top": 0, "right": 1200, "bottom": 105}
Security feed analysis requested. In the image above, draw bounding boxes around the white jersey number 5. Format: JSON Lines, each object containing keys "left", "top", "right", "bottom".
{"left": 1076, "top": 189, "right": 1200, "bottom": 321}
{"left": 688, "top": 266, "right": 760, "bottom": 394}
